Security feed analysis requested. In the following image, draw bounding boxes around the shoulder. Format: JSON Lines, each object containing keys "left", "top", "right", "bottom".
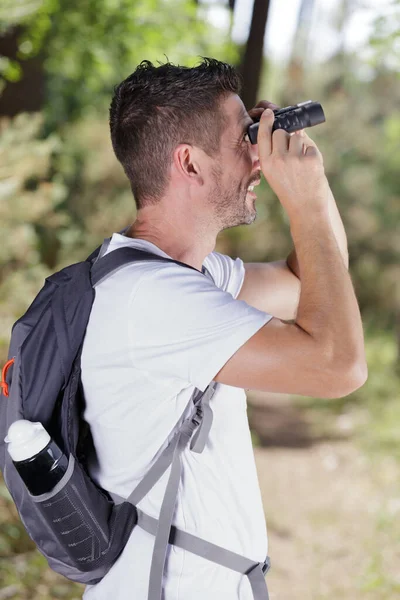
{"left": 132, "top": 260, "right": 216, "bottom": 303}
{"left": 128, "top": 258, "right": 252, "bottom": 334}
{"left": 203, "top": 251, "right": 245, "bottom": 297}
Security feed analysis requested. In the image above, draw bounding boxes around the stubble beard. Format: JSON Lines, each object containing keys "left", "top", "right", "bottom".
{"left": 209, "top": 167, "right": 257, "bottom": 232}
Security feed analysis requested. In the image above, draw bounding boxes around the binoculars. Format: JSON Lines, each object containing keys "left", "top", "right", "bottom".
{"left": 247, "top": 100, "right": 325, "bottom": 144}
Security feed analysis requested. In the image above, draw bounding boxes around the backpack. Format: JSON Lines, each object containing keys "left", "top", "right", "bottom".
{"left": 0, "top": 231, "right": 271, "bottom": 600}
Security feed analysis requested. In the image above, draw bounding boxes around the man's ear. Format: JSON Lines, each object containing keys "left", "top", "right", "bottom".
{"left": 173, "top": 144, "right": 204, "bottom": 187}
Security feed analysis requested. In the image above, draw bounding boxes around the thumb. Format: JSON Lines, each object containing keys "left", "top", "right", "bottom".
{"left": 257, "top": 108, "right": 275, "bottom": 163}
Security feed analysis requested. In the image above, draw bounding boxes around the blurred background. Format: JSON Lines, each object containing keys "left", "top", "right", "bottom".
{"left": 0, "top": 0, "right": 399, "bottom": 598}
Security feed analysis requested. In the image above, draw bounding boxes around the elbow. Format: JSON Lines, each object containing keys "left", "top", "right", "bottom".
{"left": 348, "top": 358, "right": 368, "bottom": 391}
{"left": 324, "top": 357, "right": 368, "bottom": 399}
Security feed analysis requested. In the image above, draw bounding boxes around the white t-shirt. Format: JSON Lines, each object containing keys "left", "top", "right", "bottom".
{"left": 81, "top": 233, "right": 273, "bottom": 600}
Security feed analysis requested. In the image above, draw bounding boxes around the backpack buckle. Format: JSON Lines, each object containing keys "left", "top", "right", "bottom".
{"left": 191, "top": 405, "right": 203, "bottom": 427}
{"left": 261, "top": 555, "right": 271, "bottom": 575}
{"left": 1, "top": 358, "right": 15, "bottom": 398}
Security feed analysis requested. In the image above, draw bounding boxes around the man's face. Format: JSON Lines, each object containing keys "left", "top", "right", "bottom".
{"left": 207, "top": 94, "right": 261, "bottom": 230}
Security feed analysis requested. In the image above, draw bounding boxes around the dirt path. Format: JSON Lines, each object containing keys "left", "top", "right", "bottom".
{"left": 250, "top": 392, "right": 400, "bottom": 600}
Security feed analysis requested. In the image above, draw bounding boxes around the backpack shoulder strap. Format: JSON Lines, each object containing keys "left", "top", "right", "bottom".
{"left": 85, "top": 227, "right": 129, "bottom": 264}
{"left": 90, "top": 246, "right": 204, "bottom": 287}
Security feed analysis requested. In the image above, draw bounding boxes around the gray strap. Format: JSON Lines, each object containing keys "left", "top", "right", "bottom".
{"left": 127, "top": 422, "right": 184, "bottom": 507}
{"left": 125, "top": 385, "right": 216, "bottom": 600}
{"left": 127, "top": 383, "right": 217, "bottom": 505}
{"left": 190, "top": 383, "right": 216, "bottom": 453}
{"left": 94, "top": 237, "right": 112, "bottom": 264}
{"left": 137, "top": 509, "right": 270, "bottom": 600}
{"left": 147, "top": 417, "right": 198, "bottom": 600}
{"left": 192, "top": 381, "right": 217, "bottom": 412}
{"left": 129, "top": 395, "right": 216, "bottom": 600}
{"left": 85, "top": 227, "right": 129, "bottom": 263}
{"left": 247, "top": 563, "right": 270, "bottom": 600}
{"left": 262, "top": 556, "right": 271, "bottom": 575}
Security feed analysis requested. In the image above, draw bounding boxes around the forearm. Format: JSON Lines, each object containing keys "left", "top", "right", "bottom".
{"left": 286, "top": 186, "right": 349, "bottom": 278}
{"left": 289, "top": 209, "right": 366, "bottom": 370}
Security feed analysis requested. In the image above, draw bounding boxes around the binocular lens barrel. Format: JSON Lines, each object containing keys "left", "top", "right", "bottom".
{"left": 248, "top": 101, "right": 325, "bottom": 144}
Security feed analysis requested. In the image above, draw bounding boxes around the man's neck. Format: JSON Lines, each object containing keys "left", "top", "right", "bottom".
{"left": 124, "top": 223, "right": 217, "bottom": 272}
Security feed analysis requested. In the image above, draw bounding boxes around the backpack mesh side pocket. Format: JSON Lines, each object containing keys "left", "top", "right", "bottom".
{"left": 31, "top": 453, "right": 137, "bottom": 571}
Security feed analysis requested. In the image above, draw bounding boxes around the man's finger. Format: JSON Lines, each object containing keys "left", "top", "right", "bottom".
{"left": 248, "top": 100, "right": 280, "bottom": 120}
{"left": 288, "top": 130, "right": 305, "bottom": 156}
{"left": 253, "top": 100, "right": 280, "bottom": 111}
{"left": 248, "top": 107, "right": 265, "bottom": 119}
{"left": 257, "top": 108, "right": 275, "bottom": 163}
{"left": 300, "top": 130, "right": 323, "bottom": 160}
{"left": 273, "top": 128, "right": 290, "bottom": 155}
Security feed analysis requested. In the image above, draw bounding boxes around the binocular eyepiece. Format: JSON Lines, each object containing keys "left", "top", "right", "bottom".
{"left": 247, "top": 100, "right": 325, "bottom": 144}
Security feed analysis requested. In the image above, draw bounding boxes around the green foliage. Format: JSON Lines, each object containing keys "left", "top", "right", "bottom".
{"left": 0, "top": 108, "right": 140, "bottom": 357}
{"left": 0, "top": 112, "right": 65, "bottom": 353}
{"left": 368, "top": 0, "right": 400, "bottom": 71}
{"left": 0, "top": 0, "right": 55, "bottom": 91}
{"left": 42, "top": 0, "right": 237, "bottom": 127}
{"left": 0, "top": 0, "right": 239, "bottom": 127}
{"left": 0, "top": 0, "right": 48, "bottom": 34}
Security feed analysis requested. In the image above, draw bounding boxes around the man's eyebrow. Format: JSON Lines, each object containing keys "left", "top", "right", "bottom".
{"left": 238, "top": 109, "right": 249, "bottom": 122}
{"left": 239, "top": 116, "right": 254, "bottom": 132}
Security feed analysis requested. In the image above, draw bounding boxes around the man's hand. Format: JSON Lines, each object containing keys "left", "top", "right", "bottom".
{"left": 248, "top": 100, "right": 280, "bottom": 122}
{"left": 257, "top": 108, "right": 329, "bottom": 220}
{"left": 249, "top": 100, "right": 308, "bottom": 139}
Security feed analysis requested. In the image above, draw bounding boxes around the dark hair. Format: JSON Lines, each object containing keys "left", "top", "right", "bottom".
{"left": 109, "top": 57, "right": 242, "bottom": 209}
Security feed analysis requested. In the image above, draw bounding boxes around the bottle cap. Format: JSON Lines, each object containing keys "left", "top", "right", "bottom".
{"left": 5, "top": 420, "right": 51, "bottom": 462}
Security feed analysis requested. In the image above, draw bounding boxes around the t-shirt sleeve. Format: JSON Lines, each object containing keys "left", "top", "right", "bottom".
{"left": 202, "top": 251, "right": 246, "bottom": 298}
{"left": 128, "top": 264, "right": 273, "bottom": 392}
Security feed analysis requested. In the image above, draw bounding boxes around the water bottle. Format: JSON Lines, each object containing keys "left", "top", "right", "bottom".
{"left": 5, "top": 420, "right": 69, "bottom": 496}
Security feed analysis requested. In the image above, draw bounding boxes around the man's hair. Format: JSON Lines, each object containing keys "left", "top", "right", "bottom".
{"left": 109, "top": 57, "right": 242, "bottom": 209}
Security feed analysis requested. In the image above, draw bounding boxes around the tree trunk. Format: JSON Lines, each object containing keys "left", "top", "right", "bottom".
{"left": 239, "top": 0, "right": 271, "bottom": 111}
{"left": 0, "top": 26, "right": 45, "bottom": 117}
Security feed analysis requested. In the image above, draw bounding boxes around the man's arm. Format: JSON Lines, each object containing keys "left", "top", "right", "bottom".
{"left": 286, "top": 185, "right": 349, "bottom": 278}
{"left": 216, "top": 108, "right": 367, "bottom": 396}
{"left": 237, "top": 186, "right": 348, "bottom": 321}
{"left": 238, "top": 99, "right": 349, "bottom": 320}
{"left": 236, "top": 260, "right": 300, "bottom": 321}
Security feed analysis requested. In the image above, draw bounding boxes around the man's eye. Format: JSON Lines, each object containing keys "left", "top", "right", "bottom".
{"left": 243, "top": 132, "right": 250, "bottom": 143}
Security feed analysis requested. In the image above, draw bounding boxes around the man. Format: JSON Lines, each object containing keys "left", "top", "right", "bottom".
{"left": 81, "top": 57, "right": 367, "bottom": 599}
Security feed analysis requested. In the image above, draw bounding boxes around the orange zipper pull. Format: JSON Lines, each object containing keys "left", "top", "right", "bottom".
{"left": 1, "top": 358, "right": 15, "bottom": 397}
